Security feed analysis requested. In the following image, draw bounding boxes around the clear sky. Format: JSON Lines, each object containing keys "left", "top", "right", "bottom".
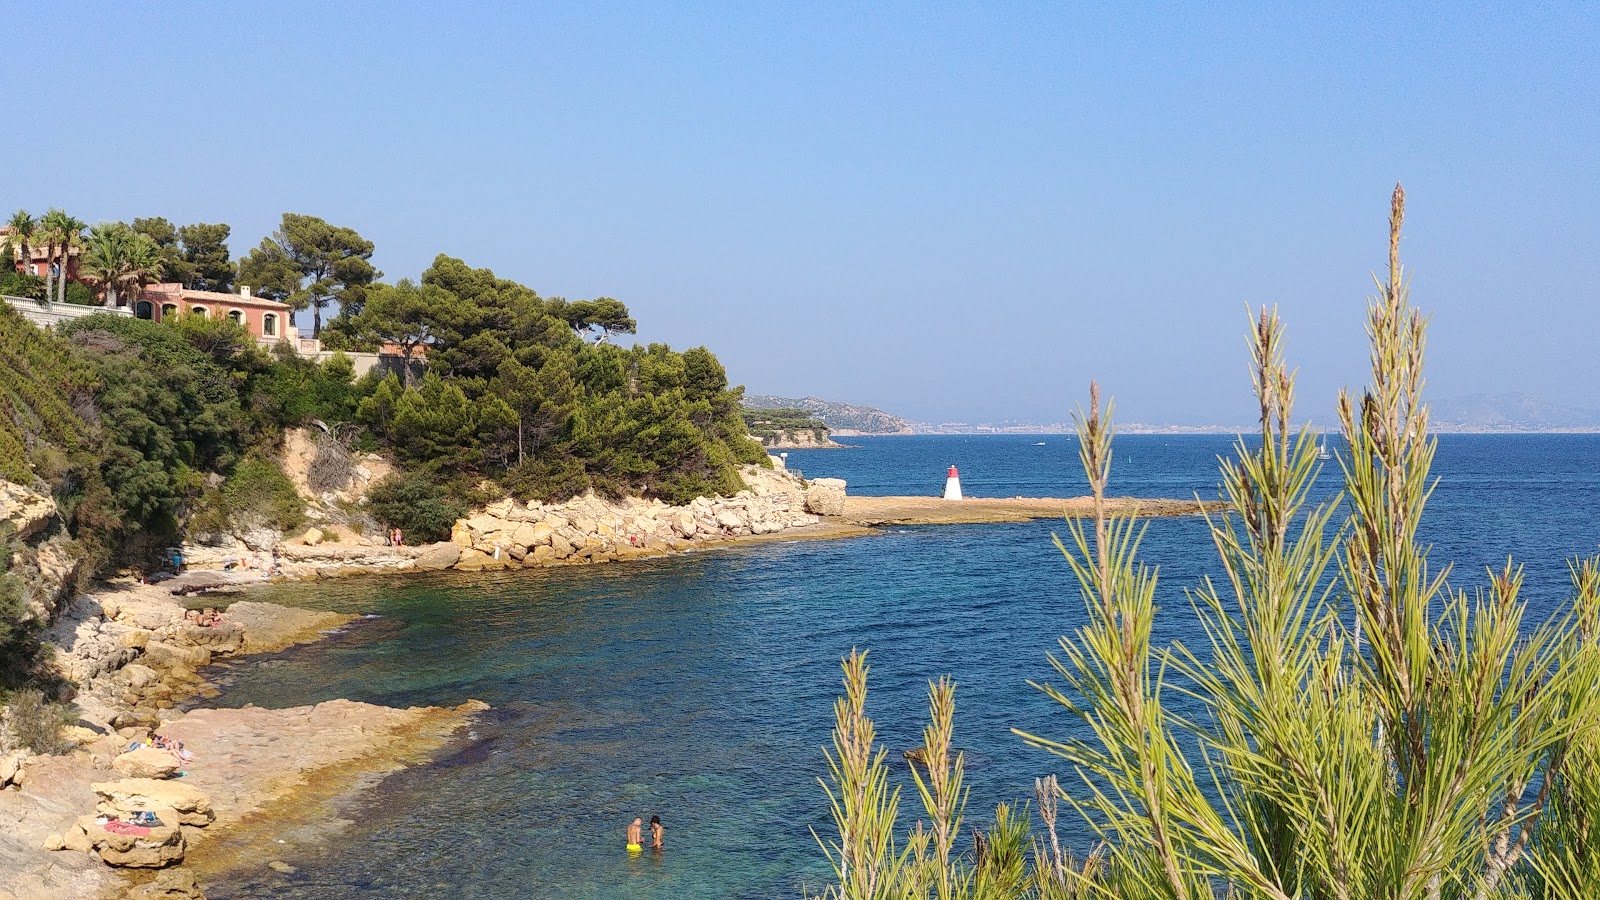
{"left": 13, "top": 2, "right": 1597, "bottom": 425}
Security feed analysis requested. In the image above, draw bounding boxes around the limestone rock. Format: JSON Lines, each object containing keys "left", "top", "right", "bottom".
{"left": 125, "top": 869, "right": 207, "bottom": 899}
{"left": 300, "top": 527, "right": 325, "bottom": 546}
{"left": 413, "top": 542, "right": 461, "bottom": 571}
{"left": 0, "top": 749, "right": 24, "bottom": 788}
{"left": 0, "top": 480, "right": 57, "bottom": 540}
{"left": 142, "top": 640, "right": 211, "bottom": 672}
{"left": 94, "top": 778, "right": 215, "bottom": 826}
{"left": 112, "top": 748, "right": 182, "bottom": 780}
{"left": 71, "top": 813, "right": 186, "bottom": 867}
{"left": 453, "top": 548, "right": 509, "bottom": 571}
{"left": 805, "top": 478, "right": 847, "bottom": 516}
{"left": 510, "top": 521, "right": 552, "bottom": 548}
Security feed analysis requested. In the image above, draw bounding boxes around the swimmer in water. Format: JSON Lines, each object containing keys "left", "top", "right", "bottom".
{"left": 650, "top": 815, "right": 664, "bottom": 850}
{"left": 627, "top": 817, "right": 643, "bottom": 853}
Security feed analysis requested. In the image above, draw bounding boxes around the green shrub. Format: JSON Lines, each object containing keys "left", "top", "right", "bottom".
{"left": 190, "top": 455, "right": 306, "bottom": 535}
{"left": 62, "top": 280, "right": 95, "bottom": 306}
{"left": 0, "top": 269, "right": 45, "bottom": 299}
{"left": 0, "top": 687, "right": 77, "bottom": 754}
{"left": 366, "top": 472, "right": 465, "bottom": 543}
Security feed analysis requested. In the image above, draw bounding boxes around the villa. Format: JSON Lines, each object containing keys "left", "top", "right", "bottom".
{"left": 138, "top": 283, "right": 295, "bottom": 346}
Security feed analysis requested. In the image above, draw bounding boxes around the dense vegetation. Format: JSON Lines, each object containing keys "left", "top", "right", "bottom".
{"left": 1, "top": 206, "right": 766, "bottom": 709}
{"left": 744, "top": 394, "right": 910, "bottom": 434}
{"left": 812, "top": 188, "right": 1600, "bottom": 899}
{"left": 742, "top": 406, "right": 832, "bottom": 445}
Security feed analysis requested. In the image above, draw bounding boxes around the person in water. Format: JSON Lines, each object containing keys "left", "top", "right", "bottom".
{"left": 626, "top": 817, "right": 643, "bottom": 853}
{"left": 650, "top": 815, "right": 664, "bottom": 850}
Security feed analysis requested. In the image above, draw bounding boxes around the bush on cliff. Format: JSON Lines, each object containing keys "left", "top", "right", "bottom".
{"left": 189, "top": 455, "right": 306, "bottom": 537}
{"left": 366, "top": 472, "right": 466, "bottom": 544}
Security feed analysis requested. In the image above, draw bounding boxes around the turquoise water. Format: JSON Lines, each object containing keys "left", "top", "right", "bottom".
{"left": 201, "top": 435, "right": 1600, "bottom": 898}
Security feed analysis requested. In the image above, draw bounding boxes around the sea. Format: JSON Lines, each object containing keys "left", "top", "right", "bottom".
{"left": 196, "top": 434, "right": 1600, "bottom": 899}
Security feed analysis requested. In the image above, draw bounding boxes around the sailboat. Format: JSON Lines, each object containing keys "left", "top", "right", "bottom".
{"left": 1317, "top": 441, "right": 1332, "bottom": 460}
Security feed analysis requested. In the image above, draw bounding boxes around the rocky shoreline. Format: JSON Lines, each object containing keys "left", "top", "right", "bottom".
{"left": 0, "top": 450, "right": 1217, "bottom": 899}
{"left": 183, "top": 461, "right": 854, "bottom": 582}
{"left": 0, "top": 581, "right": 485, "bottom": 900}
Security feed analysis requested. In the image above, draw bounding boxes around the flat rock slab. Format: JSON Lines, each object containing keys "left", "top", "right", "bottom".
{"left": 839, "top": 495, "right": 1212, "bottom": 526}
{"left": 221, "top": 601, "right": 355, "bottom": 654}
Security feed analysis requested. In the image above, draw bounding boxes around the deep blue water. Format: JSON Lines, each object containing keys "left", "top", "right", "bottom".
{"left": 200, "top": 435, "right": 1600, "bottom": 899}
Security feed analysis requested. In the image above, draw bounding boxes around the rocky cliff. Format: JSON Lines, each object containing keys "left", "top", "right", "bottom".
{"left": 1, "top": 480, "right": 85, "bottom": 625}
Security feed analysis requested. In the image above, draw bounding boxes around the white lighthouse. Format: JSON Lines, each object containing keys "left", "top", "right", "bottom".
{"left": 943, "top": 465, "right": 963, "bottom": 500}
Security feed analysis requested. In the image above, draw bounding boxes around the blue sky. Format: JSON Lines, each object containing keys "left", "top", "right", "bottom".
{"left": 14, "top": 2, "right": 1597, "bottom": 424}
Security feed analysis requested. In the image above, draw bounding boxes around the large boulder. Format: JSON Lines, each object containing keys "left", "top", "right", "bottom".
{"left": 94, "top": 778, "right": 215, "bottom": 827}
{"left": 0, "top": 749, "right": 25, "bottom": 788}
{"left": 68, "top": 813, "right": 186, "bottom": 867}
{"left": 510, "top": 521, "right": 553, "bottom": 548}
{"left": 453, "top": 548, "right": 510, "bottom": 571}
{"left": 111, "top": 748, "right": 182, "bottom": 780}
{"left": 0, "top": 480, "right": 57, "bottom": 540}
{"left": 412, "top": 542, "right": 461, "bottom": 571}
{"left": 805, "top": 478, "right": 847, "bottom": 516}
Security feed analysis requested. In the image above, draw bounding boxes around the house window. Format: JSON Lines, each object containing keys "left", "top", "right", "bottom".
{"left": 227, "top": 310, "right": 243, "bottom": 325}
{"left": 263, "top": 314, "right": 277, "bottom": 337}
{"left": 160, "top": 304, "right": 178, "bottom": 320}
{"left": 190, "top": 306, "right": 208, "bottom": 319}
{"left": 134, "top": 301, "right": 154, "bottom": 320}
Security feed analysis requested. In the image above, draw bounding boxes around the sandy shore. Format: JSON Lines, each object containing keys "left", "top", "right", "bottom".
{"left": 839, "top": 494, "right": 1211, "bottom": 526}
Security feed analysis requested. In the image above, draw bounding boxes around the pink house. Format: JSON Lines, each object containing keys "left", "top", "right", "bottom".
{"left": 138, "top": 284, "right": 295, "bottom": 343}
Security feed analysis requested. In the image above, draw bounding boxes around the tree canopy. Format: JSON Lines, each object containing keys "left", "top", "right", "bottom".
{"left": 238, "top": 213, "right": 379, "bottom": 338}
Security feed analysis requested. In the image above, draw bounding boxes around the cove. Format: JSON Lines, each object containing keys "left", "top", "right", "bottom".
{"left": 196, "top": 435, "right": 1600, "bottom": 898}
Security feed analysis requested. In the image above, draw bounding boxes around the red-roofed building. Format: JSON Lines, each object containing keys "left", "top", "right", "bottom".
{"left": 138, "top": 283, "right": 294, "bottom": 344}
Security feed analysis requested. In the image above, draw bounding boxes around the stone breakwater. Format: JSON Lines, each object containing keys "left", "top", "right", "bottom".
{"left": 268, "top": 463, "right": 852, "bottom": 580}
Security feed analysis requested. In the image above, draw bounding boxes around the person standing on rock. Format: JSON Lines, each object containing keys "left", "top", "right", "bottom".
{"left": 626, "top": 817, "right": 643, "bottom": 853}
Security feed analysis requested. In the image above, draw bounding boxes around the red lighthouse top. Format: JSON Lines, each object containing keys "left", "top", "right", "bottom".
{"left": 947, "top": 466, "right": 959, "bottom": 478}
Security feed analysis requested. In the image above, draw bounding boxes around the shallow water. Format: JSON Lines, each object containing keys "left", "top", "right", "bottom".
{"left": 201, "top": 435, "right": 1600, "bottom": 898}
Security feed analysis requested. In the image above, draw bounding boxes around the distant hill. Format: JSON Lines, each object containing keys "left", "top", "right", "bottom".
{"left": 1430, "top": 393, "right": 1600, "bottom": 433}
{"left": 743, "top": 395, "right": 913, "bottom": 435}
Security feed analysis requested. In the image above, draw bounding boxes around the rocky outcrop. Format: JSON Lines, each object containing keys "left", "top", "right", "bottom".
{"left": 756, "top": 430, "right": 846, "bottom": 449}
{"left": 281, "top": 426, "right": 394, "bottom": 507}
{"left": 61, "top": 813, "right": 187, "bottom": 868}
{"left": 111, "top": 749, "right": 181, "bottom": 780}
{"left": 254, "top": 460, "right": 848, "bottom": 580}
{"left": 804, "top": 478, "right": 847, "bottom": 516}
{"left": 43, "top": 586, "right": 349, "bottom": 733}
{"left": 94, "top": 778, "right": 215, "bottom": 827}
{"left": 0, "top": 479, "right": 84, "bottom": 623}
{"left": 0, "top": 481, "right": 56, "bottom": 540}
{"left": 444, "top": 463, "right": 823, "bottom": 567}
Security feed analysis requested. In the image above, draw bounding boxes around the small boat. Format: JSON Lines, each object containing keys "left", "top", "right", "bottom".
{"left": 1034, "top": 441, "right": 1046, "bottom": 446}
{"left": 1318, "top": 442, "right": 1332, "bottom": 460}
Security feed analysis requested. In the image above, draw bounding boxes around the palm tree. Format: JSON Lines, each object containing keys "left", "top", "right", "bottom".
{"left": 79, "top": 223, "right": 165, "bottom": 308}
{"left": 5, "top": 209, "right": 35, "bottom": 275}
{"left": 36, "top": 209, "right": 64, "bottom": 303}
{"left": 36, "top": 209, "right": 86, "bottom": 304}
{"left": 53, "top": 213, "right": 86, "bottom": 303}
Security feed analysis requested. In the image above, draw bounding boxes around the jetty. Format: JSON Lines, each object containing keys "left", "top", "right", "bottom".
{"left": 839, "top": 495, "right": 1211, "bottom": 527}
